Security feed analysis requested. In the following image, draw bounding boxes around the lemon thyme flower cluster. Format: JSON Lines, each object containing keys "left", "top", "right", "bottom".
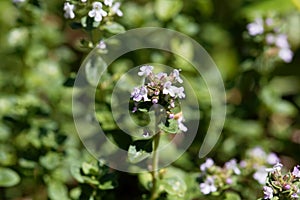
{"left": 130, "top": 65, "right": 187, "bottom": 133}
{"left": 63, "top": 0, "right": 123, "bottom": 22}
{"left": 198, "top": 158, "right": 241, "bottom": 195}
{"left": 246, "top": 17, "right": 294, "bottom": 63}
{"left": 262, "top": 164, "right": 300, "bottom": 199}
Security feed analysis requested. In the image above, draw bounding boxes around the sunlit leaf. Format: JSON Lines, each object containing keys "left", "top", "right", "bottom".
{"left": 128, "top": 145, "right": 150, "bottom": 164}
{"left": 0, "top": 167, "right": 20, "bottom": 187}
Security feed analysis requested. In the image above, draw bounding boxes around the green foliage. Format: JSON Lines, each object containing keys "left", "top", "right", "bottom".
{"left": 1, "top": 0, "right": 300, "bottom": 199}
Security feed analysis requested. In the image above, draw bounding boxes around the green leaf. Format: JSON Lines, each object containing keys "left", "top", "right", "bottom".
{"left": 161, "top": 176, "right": 187, "bottom": 197}
{"left": 128, "top": 145, "right": 150, "bottom": 164}
{"left": 0, "top": 167, "right": 20, "bottom": 187}
{"left": 70, "top": 164, "right": 84, "bottom": 183}
{"left": 82, "top": 162, "right": 99, "bottom": 175}
{"left": 155, "top": 0, "right": 183, "bottom": 21}
{"left": 102, "top": 22, "right": 125, "bottom": 34}
{"left": 39, "top": 152, "right": 61, "bottom": 170}
{"left": 224, "top": 192, "right": 241, "bottom": 200}
{"left": 158, "top": 119, "right": 179, "bottom": 134}
{"left": 99, "top": 173, "right": 118, "bottom": 190}
{"left": 47, "top": 180, "right": 69, "bottom": 200}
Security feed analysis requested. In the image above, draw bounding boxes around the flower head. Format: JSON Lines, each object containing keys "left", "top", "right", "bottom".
{"left": 200, "top": 176, "right": 217, "bottom": 195}
{"left": 247, "top": 18, "right": 264, "bottom": 36}
{"left": 263, "top": 186, "right": 273, "bottom": 199}
{"left": 88, "top": 2, "right": 107, "bottom": 22}
{"left": 64, "top": 2, "right": 75, "bottom": 19}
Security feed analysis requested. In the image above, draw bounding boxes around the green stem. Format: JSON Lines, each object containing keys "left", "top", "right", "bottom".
{"left": 150, "top": 108, "right": 162, "bottom": 200}
{"left": 150, "top": 132, "right": 160, "bottom": 200}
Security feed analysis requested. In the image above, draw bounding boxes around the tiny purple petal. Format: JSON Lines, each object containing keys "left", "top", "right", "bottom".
{"left": 263, "top": 186, "right": 273, "bottom": 199}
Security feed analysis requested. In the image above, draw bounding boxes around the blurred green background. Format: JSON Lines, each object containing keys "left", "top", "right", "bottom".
{"left": 0, "top": 0, "right": 300, "bottom": 199}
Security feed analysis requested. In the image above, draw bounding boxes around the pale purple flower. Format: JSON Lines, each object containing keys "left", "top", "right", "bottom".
{"left": 13, "top": 0, "right": 25, "bottom": 3}
{"left": 249, "top": 147, "right": 267, "bottom": 160}
{"left": 253, "top": 167, "right": 268, "bottom": 184}
{"left": 263, "top": 186, "right": 273, "bottom": 199}
{"left": 177, "top": 116, "right": 187, "bottom": 132}
{"left": 278, "top": 48, "right": 293, "bottom": 63}
{"left": 226, "top": 178, "right": 233, "bottom": 185}
{"left": 155, "top": 72, "right": 167, "bottom": 80}
{"left": 200, "top": 158, "right": 214, "bottom": 171}
{"left": 110, "top": 2, "right": 123, "bottom": 17}
{"left": 64, "top": 2, "right": 75, "bottom": 19}
{"left": 247, "top": 18, "right": 264, "bottom": 36}
{"left": 138, "top": 65, "right": 153, "bottom": 76}
{"left": 174, "top": 87, "right": 185, "bottom": 99}
{"left": 275, "top": 34, "right": 290, "bottom": 49}
{"left": 266, "top": 34, "right": 276, "bottom": 45}
{"left": 163, "top": 81, "right": 176, "bottom": 97}
{"left": 292, "top": 166, "right": 300, "bottom": 178}
{"left": 291, "top": 193, "right": 299, "bottom": 199}
{"left": 283, "top": 184, "right": 291, "bottom": 190}
{"left": 225, "top": 159, "right": 241, "bottom": 175}
{"left": 97, "top": 40, "right": 106, "bottom": 49}
{"left": 131, "top": 86, "right": 150, "bottom": 102}
{"left": 172, "top": 69, "right": 183, "bottom": 83}
{"left": 104, "top": 0, "right": 113, "bottom": 7}
{"left": 200, "top": 177, "right": 217, "bottom": 195}
{"left": 267, "top": 153, "right": 280, "bottom": 165}
{"left": 266, "top": 162, "right": 283, "bottom": 173}
{"left": 265, "top": 18, "right": 273, "bottom": 26}
{"left": 88, "top": 2, "right": 107, "bottom": 22}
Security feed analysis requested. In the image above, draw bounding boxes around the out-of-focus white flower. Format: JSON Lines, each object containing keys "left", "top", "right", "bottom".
{"left": 278, "top": 48, "right": 293, "bottom": 63}
{"left": 200, "top": 176, "right": 217, "bottom": 195}
{"left": 104, "top": 0, "right": 113, "bottom": 7}
{"left": 177, "top": 116, "right": 187, "bottom": 132}
{"left": 12, "top": 0, "right": 25, "bottom": 3}
{"left": 97, "top": 40, "right": 106, "bottom": 49}
{"left": 64, "top": 2, "right": 75, "bottom": 19}
{"left": 88, "top": 2, "right": 107, "bottom": 22}
{"left": 263, "top": 186, "right": 273, "bottom": 199}
{"left": 110, "top": 2, "right": 123, "bottom": 17}
{"left": 253, "top": 167, "right": 268, "bottom": 184}
{"left": 275, "top": 34, "right": 290, "bottom": 49}
{"left": 81, "top": 0, "right": 87, "bottom": 2}
{"left": 266, "top": 153, "right": 280, "bottom": 165}
{"left": 200, "top": 158, "right": 214, "bottom": 171}
{"left": 225, "top": 159, "right": 241, "bottom": 175}
{"left": 247, "top": 18, "right": 264, "bottom": 36}
{"left": 266, "top": 34, "right": 276, "bottom": 45}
